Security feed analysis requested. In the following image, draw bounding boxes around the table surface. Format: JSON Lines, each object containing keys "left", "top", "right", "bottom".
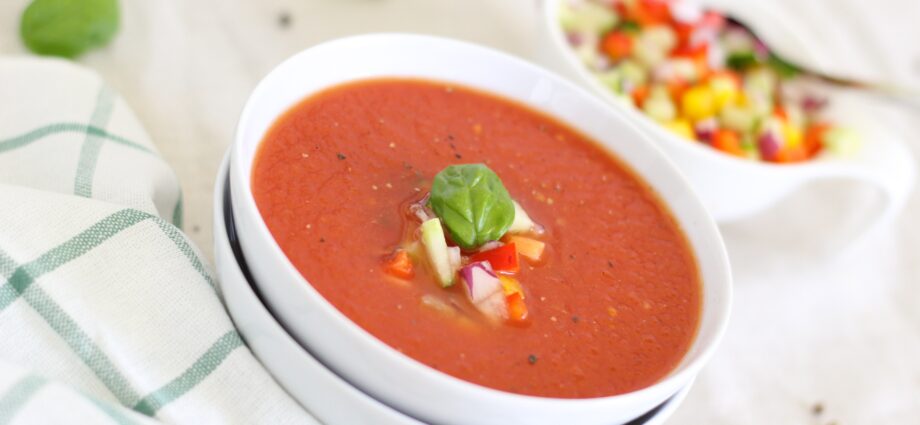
{"left": 2, "top": 1, "right": 919, "bottom": 424}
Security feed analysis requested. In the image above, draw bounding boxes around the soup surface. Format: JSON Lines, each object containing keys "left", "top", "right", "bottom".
{"left": 252, "top": 78, "right": 701, "bottom": 398}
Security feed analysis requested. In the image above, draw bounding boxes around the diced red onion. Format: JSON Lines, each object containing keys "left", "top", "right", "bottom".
{"left": 459, "top": 261, "right": 501, "bottom": 305}
{"left": 802, "top": 94, "right": 829, "bottom": 113}
{"left": 409, "top": 194, "right": 434, "bottom": 222}
{"left": 758, "top": 129, "right": 782, "bottom": 160}
{"left": 566, "top": 31, "right": 584, "bottom": 47}
{"left": 475, "top": 291, "right": 508, "bottom": 321}
{"left": 753, "top": 38, "right": 769, "bottom": 59}
{"left": 695, "top": 118, "right": 718, "bottom": 143}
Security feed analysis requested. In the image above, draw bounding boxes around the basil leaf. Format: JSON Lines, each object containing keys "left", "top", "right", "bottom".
{"left": 428, "top": 164, "right": 515, "bottom": 250}
{"left": 20, "top": 0, "right": 119, "bottom": 58}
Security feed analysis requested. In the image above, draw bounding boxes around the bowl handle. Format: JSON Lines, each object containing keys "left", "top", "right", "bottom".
{"left": 808, "top": 135, "right": 915, "bottom": 245}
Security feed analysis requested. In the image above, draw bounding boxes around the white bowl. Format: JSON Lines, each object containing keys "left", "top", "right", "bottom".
{"left": 537, "top": 0, "right": 915, "bottom": 223}
{"left": 214, "top": 152, "right": 695, "bottom": 425}
{"left": 213, "top": 154, "right": 423, "bottom": 425}
{"left": 230, "top": 33, "right": 732, "bottom": 425}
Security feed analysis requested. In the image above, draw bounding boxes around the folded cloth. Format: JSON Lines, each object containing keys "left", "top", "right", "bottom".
{"left": 0, "top": 57, "right": 317, "bottom": 424}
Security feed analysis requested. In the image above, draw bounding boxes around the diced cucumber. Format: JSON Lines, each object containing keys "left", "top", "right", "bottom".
{"left": 595, "top": 69, "right": 623, "bottom": 93}
{"left": 823, "top": 127, "right": 861, "bottom": 157}
{"left": 420, "top": 218, "right": 455, "bottom": 287}
{"left": 618, "top": 60, "right": 648, "bottom": 88}
{"left": 720, "top": 105, "right": 757, "bottom": 133}
{"left": 643, "top": 95, "right": 676, "bottom": 122}
{"left": 559, "top": 1, "right": 618, "bottom": 34}
{"left": 508, "top": 201, "right": 536, "bottom": 234}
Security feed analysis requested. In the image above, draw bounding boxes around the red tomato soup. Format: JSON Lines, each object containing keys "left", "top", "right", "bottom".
{"left": 251, "top": 78, "right": 701, "bottom": 398}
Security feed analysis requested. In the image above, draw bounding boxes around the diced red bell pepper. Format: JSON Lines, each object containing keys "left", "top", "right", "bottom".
{"left": 804, "top": 123, "right": 831, "bottom": 157}
{"left": 777, "top": 145, "right": 808, "bottom": 163}
{"left": 631, "top": 83, "right": 650, "bottom": 108}
{"left": 632, "top": 0, "right": 671, "bottom": 27}
{"left": 383, "top": 250, "right": 414, "bottom": 280}
{"left": 773, "top": 105, "right": 788, "bottom": 121}
{"left": 601, "top": 31, "right": 633, "bottom": 61}
{"left": 712, "top": 129, "right": 745, "bottom": 157}
{"left": 471, "top": 243, "right": 519, "bottom": 274}
{"left": 506, "top": 292, "right": 528, "bottom": 322}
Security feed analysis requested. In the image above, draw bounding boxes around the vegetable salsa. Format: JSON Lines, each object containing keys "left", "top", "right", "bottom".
{"left": 251, "top": 78, "right": 701, "bottom": 398}
{"left": 560, "top": 0, "right": 860, "bottom": 162}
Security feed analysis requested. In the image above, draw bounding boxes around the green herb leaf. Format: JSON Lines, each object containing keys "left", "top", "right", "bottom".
{"left": 619, "top": 20, "right": 641, "bottom": 34}
{"left": 428, "top": 164, "right": 515, "bottom": 250}
{"left": 767, "top": 54, "right": 801, "bottom": 79}
{"left": 726, "top": 51, "right": 758, "bottom": 71}
{"left": 20, "top": 0, "right": 119, "bottom": 58}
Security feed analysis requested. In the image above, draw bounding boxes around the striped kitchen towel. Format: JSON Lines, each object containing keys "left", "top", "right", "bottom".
{"left": 0, "top": 57, "right": 317, "bottom": 424}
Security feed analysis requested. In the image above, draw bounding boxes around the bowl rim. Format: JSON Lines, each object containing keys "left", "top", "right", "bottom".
{"left": 230, "top": 32, "right": 732, "bottom": 419}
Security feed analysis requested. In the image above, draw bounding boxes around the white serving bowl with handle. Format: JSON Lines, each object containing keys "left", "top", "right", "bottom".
{"left": 537, "top": 0, "right": 915, "bottom": 227}
{"left": 230, "top": 33, "right": 732, "bottom": 425}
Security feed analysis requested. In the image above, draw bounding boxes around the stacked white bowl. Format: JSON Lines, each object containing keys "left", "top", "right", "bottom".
{"left": 215, "top": 34, "right": 732, "bottom": 425}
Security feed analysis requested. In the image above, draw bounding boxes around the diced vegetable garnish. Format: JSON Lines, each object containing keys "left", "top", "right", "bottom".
{"left": 601, "top": 31, "right": 633, "bottom": 61}
{"left": 471, "top": 243, "right": 519, "bottom": 274}
{"left": 499, "top": 275, "right": 524, "bottom": 298}
{"left": 712, "top": 129, "right": 744, "bottom": 157}
{"left": 505, "top": 236, "right": 545, "bottom": 263}
{"left": 664, "top": 119, "right": 693, "bottom": 139}
{"left": 460, "top": 261, "right": 501, "bottom": 304}
{"left": 508, "top": 200, "right": 539, "bottom": 234}
{"left": 388, "top": 164, "right": 549, "bottom": 327}
{"left": 383, "top": 250, "right": 414, "bottom": 280}
{"left": 506, "top": 293, "right": 528, "bottom": 322}
{"left": 823, "top": 126, "right": 862, "bottom": 157}
{"left": 420, "top": 218, "right": 455, "bottom": 287}
{"left": 560, "top": 0, "right": 857, "bottom": 163}
{"left": 460, "top": 262, "right": 507, "bottom": 321}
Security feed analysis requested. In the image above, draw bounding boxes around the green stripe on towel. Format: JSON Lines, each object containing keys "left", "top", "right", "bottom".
{"left": 0, "top": 375, "right": 46, "bottom": 424}
{"left": 22, "top": 286, "right": 141, "bottom": 407}
{"left": 0, "top": 208, "right": 219, "bottom": 412}
{"left": 1, "top": 209, "right": 149, "bottom": 310}
{"left": 74, "top": 85, "right": 116, "bottom": 197}
{"left": 133, "top": 331, "right": 244, "bottom": 416}
{"left": 0, "top": 123, "right": 152, "bottom": 155}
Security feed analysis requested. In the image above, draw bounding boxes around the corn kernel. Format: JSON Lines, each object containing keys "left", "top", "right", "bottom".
{"left": 681, "top": 85, "right": 716, "bottom": 121}
{"left": 664, "top": 119, "right": 694, "bottom": 140}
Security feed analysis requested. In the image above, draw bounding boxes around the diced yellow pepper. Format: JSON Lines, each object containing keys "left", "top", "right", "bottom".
{"left": 506, "top": 235, "right": 545, "bottom": 262}
{"left": 499, "top": 276, "right": 524, "bottom": 298}
{"left": 680, "top": 85, "right": 716, "bottom": 121}
{"left": 664, "top": 119, "right": 694, "bottom": 140}
{"left": 709, "top": 77, "right": 738, "bottom": 111}
{"left": 782, "top": 122, "right": 803, "bottom": 149}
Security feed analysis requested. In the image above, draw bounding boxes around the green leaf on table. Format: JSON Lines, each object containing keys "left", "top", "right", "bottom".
{"left": 20, "top": 0, "right": 120, "bottom": 58}
{"left": 428, "top": 164, "right": 515, "bottom": 250}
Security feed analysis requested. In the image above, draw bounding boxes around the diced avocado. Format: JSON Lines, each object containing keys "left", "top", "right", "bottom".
{"left": 420, "top": 218, "right": 455, "bottom": 287}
